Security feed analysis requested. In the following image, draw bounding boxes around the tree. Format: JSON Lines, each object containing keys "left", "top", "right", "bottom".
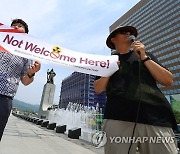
{"left": 173, "top": 110, "right": 180, "bottom": 124}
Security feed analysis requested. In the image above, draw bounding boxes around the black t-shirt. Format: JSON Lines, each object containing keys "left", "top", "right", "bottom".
{"left": 97, "top": 50, "right": 177, "bottom": 130}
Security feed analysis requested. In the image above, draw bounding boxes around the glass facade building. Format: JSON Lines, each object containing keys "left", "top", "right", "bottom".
{"left": 59, "top": 72, "right": 106, "bottom": 110}
{"left": 110, "top": 0, "right": 180, "bottom": 95}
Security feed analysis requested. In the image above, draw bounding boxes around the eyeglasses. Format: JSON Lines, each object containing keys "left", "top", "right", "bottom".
{"left": 119, "top": 30, "right": 133, "bottom": 35}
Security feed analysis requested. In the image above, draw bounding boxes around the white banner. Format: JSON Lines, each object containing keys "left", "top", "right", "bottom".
{"left": 0, "top": 23, "right": 118, "bottom": 77}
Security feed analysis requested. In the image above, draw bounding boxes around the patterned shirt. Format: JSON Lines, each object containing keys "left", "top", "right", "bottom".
{"left": 0, "top": 51, "right": 33, "bottom": 97}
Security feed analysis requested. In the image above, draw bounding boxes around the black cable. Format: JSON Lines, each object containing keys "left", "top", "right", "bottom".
{"left": 127, "top": 56, "right": 142, "bottom": 154}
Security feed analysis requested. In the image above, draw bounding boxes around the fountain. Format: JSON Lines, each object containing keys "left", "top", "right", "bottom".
{"left": 47, "top": 102, "right": 104, "bottom": 142}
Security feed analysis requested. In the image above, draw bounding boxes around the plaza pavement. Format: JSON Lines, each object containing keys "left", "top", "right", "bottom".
{"left": 0, "top": 115, "right": 103, "bottom": 154}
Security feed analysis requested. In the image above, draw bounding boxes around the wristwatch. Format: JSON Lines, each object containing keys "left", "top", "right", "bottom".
{"left": 27, "top": 73, "right": 35, "bottom": 78}
{"left": 142, "top": 56, "right": 151, "bottom": 63}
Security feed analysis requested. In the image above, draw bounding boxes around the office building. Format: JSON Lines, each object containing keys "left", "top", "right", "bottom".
{"left": 110, "top": 0, "right": 180, "bottom": 95}
{"left": 59, "top": 72, "right": 106, "bottom": 110}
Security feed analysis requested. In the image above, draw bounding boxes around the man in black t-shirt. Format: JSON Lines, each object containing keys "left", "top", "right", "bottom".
{"left": 94, "top": 26, "right": 178, "bottom": 154}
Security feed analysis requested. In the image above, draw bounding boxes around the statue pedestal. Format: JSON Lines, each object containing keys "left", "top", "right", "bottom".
{"left": 38, "top": 83, "right": 56, "bottom": 119}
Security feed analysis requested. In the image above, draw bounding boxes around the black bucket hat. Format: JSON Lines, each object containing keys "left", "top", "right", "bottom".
{"left": 106, "top": 26, "right": 138, "bottom": 49}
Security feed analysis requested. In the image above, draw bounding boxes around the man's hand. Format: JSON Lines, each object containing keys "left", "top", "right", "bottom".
{"left": 132, "top": 41, "right": 173, "bottom": 87}
{"left": 94, "top": 60, "right": 120, "bottom": 94}
{"left": 21, "top": 61, "right": 41, "bottom": 86}
{"left": 27, "top": 61, "right": 41, "bottom": 76}
{"left": 132, "top": 41, "right": 147, "bottom": 60}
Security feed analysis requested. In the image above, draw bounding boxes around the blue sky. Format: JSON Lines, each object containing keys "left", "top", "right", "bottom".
{"left": 1, "top": 0, "right": 140, "bottom": 105}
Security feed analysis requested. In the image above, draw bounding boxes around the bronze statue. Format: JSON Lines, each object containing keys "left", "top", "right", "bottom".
{"left": 47, "top": 69, "right": 56, "bottom": 84}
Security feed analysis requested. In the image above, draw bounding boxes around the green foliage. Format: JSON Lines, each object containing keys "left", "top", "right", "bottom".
{"left": 173, "top": 110, "right": 180, "bottom": 124}
{"left": 12, "top": 99, "right": 39, "bottom": 113}
{"left": 170, "top": 95, "right": 180, "bottom": 112}
{"left": 171, "top": 100, "right": 180, "bottom": 112}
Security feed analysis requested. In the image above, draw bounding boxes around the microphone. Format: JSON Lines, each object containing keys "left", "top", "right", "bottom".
{"left": 128, "top": 35, "right": 136, "bottom": 43}
{"left": 129, "top": 35, "right": 141, "bottom": 56}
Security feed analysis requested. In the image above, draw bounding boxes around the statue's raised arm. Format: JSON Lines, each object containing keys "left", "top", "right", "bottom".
{"left": 47, "top": 69, "right": 56, "bottom": 84}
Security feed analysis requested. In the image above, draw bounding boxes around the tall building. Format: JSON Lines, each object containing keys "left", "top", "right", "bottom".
{"left": 110, "top": 0, "right": 180, "bottom": 95}
{"left": 59, "top": 72, "right": 106, "bottom": 110}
